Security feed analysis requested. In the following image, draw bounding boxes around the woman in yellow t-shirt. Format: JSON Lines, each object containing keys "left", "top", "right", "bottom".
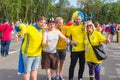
{"left": 84, "top": 21, "right": 110, "bottom": 80}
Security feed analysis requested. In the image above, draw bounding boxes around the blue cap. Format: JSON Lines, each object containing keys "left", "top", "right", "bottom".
{"left": 3, "top": 18, "right": 9, "bottom": 22}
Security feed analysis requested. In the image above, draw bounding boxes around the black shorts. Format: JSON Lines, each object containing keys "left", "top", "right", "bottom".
{"left": 57, "top": 49, "right": 66, "bottom": 60}
{"left": 41, "top": 52, "right": 58, "bottom": 70}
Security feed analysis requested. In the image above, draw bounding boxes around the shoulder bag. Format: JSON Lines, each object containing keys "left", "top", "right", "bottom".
{"left": 88, "top": 35, "right": 107, "bottom": 60}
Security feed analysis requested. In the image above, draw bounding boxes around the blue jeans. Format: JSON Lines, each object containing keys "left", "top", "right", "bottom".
{"left": 1, "top": 40, "right": 11, "bottom": 56}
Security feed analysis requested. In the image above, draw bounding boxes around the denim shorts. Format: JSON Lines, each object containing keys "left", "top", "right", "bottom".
{"left": 22, "top": 55, "right": 41, "bottom": 74}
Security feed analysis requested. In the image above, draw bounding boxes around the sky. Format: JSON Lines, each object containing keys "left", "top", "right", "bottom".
{"left": 69, "top": 0, "right": 77, "bottom": 7}
{"left": 55, "top": 0, "right": 118, "bottom": 7}
{"left": 55, "top": 0, "right": 77, "bottom": 7}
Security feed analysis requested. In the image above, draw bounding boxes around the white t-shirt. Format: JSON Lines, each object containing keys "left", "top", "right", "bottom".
{"left": 43, "top": 28, "right": 68, "bottom": 53}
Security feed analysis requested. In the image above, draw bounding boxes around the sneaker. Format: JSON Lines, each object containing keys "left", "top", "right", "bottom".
{"left": 46, "top": 78, "right": 52, "bottom": 80}
{"left": 51, "top": 77, "right": 55, "bottom": 80}
{"left": 79, "top": 78, "right": 82, "bottom": 80}
{"left": 1, "top": 54, "right": 4, "bottom": 57}
{"left": 55, "top": 76, "right": 59, "bottom": 80}
{"left": 59, "top": 76, "right": 65, "bottom": 80}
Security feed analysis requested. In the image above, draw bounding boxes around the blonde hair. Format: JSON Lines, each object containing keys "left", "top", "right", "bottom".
{"left": 84, "top": 21, "right": 96, "bottom": 32}
{"left": 56, "top": 17, "right": 63, "bottom": 23}
{"left": 94, "top": 22, "right": 100, "bottom": 28}
{"left": 94, "top": 22, "right": 101, "bottom": 32}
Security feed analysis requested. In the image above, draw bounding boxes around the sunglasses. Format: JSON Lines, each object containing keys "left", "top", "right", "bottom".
{"left": 87, "top": 24, "right": 92, "bottom": 27}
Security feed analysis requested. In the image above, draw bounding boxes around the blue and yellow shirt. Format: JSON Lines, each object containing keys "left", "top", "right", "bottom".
{"left": 19, "top": 24, "right": 43, "bottom": 56}
{"left": 85, "top": 30, "right": 106, "bottom": 63}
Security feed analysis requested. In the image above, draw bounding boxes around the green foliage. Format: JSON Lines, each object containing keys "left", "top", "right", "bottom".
{"left": 0, "top": 0, "right": 120, "bottom": 24}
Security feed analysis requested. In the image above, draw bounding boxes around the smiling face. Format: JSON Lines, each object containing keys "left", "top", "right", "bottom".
{"left": 74, "top": 16, "right": 82, "bottom": 25}
{"left": 47, "top": 22, "right": 55, "bottom": 31}
{"left": 56, "top": 19, "right": 63, "bottom": 29}
{"left": 87, "top": 24, "right": 93, "bottom": 32}
{"left": 36, "top": 16, "right": 47, "bottom": 28}
{"left": 86, "top": 21, "right": 95, "bottom": 34}
{"left": 38, "top": 20, "right": 46, "bottom": 28}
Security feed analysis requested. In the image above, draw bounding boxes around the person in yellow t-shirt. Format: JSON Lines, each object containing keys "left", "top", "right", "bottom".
{"left": 54, "top": 17, "right": 69, "bottom": 80}
{"left": 18, "top": 16, "right": 47, "bottom": 80}
{"left": 84, "top": 21, "right": 110, "bottom": 80}
{"left": 67, "top": 16, "right": 85, "bottom": 80}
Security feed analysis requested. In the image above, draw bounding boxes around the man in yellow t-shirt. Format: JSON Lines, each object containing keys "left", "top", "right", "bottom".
{"left": 67, "top": 16, "right": 85, "bottom": 80}
{"left": 18, "top": 16, "right": 47, "bottom": 80}
{"left": 55, "top": 17, "right": 69, "bottom": 80}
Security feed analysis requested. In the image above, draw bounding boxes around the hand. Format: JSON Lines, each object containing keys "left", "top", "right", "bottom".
{"left": 104, "top": 38, "right": 110, "bottom": 44}
{"left": 42, "top": 42, "right": 50, "bottom": 47}
{"left": 65, "top": 38, "right": 70, "bottom": 44}
{"left": 70, "top": 41, "right": 78, "bottom": 46}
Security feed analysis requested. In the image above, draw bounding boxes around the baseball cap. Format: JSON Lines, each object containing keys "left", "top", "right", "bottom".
{"left": 48, "top": 18, "right": 55, "bottom": 23}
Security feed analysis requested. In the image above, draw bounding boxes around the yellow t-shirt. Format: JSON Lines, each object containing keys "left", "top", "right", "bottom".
{"left": 21, "top": 25, "right": 43, "bottom": 56}
{"left": 18, "top": 24, "right": 26, "bottom": 37}
{"left": 85, "top": 30, "right": 106, "bottom": 63}
{"left": 67, "top": 24, "right": 85, "bottom": 51}
{"left": 56, "top": 25, "right": 69, "bottom": 49}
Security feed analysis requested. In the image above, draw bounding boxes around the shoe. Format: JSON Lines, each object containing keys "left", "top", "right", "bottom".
{"left": 3, "top": 54, "right": 6, "bottom": 57}
{"left": 55, "top": 76, "right": 59, "bottom": 80}
{"left": 46, "top": 78, "right": 52, "bottom": 80}
{"left": 1, "top": 54, "right": 4, "bottom": 57}
{"left": 59, "top": 76, "right": 65, "bottom": 80}
{"left": 79, "top": 78, "right": 82, "bottom": 80}
{"left": 51, "top": 77, "right": 55, "bottom": 80}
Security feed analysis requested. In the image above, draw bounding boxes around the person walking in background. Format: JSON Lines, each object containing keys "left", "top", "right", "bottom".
{"left": 94, "top": 22, "right": 102, "bottom": 32}
{"left": 67, "top": 16, "right": 85, "bottom": 80}
{"left": 55, "top": 17, "right": 69, "bottom": 80}
{"left": 17, "top": 16, "right": 47, "bottom": 80}
{"left": 0, "top": 18, "right": 14, "bottom": 57}
{"left": 84, "top": 21, "right": 110, "bottom": 80}
{"left": 41, "top": 18, "right": 70, "bottom": 80}
{"left": 109, "top": 23, "right": 115, "bottom": 41}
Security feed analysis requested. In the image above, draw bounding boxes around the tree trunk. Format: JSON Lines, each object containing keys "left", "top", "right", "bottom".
{"left": 30, "top": 9, "right": 33, "bottom": 23}
{"left": 23, "top": 4, "right": 29, "bottom": 22}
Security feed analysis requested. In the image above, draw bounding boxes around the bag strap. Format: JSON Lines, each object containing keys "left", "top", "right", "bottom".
{"left": 87, "top": 34, "right": 93, "bottom": 46}
{"left": 87, "top": 33, "right": 101, "bottom": 46}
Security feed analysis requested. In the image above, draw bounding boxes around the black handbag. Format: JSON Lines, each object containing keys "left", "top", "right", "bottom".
{"left": 88, "top": 36, "right": 107, "bottom": 60}
{"left": 92, "top": 44, "right": 107, "bottom": 60}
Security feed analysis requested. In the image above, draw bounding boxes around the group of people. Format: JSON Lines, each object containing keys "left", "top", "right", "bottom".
{"left": 0, "top": 14, "right": 110, "bottom": 80}
{"left": 105, "top": 23, "right": 117, "bottom": 41}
